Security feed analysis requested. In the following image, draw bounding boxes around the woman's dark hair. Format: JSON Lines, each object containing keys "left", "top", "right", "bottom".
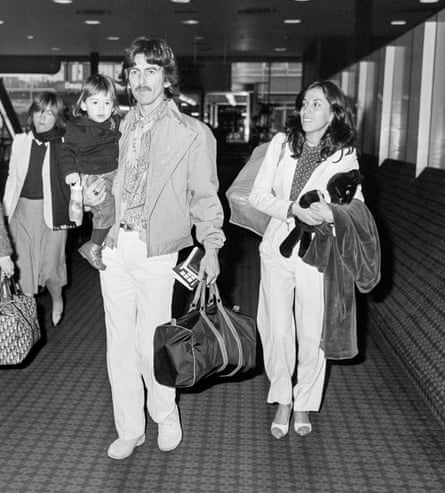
{"left": 27, "top": 91, "right": 66, "bottom": 131}
{"left": 121, "top": 37, "right": 179, "bottom": 105}
{"left": 73, "top": 73, "right": 120, "bottom": 117}
{"left": 286, "top": 80, "right": 356, "bottom": 161}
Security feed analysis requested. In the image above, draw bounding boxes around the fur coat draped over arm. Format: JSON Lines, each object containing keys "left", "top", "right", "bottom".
{"left": 302, "top": 199, "right": 381, "bottom": 359}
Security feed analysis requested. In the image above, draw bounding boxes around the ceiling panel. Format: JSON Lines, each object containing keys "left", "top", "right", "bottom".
{"left": 0, "top": 0, "right": 443, "bottom": 61}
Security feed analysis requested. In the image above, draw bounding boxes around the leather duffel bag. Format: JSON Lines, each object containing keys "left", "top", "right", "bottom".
{"left": 154, "top": 282, "right": 257, "bottom": 388}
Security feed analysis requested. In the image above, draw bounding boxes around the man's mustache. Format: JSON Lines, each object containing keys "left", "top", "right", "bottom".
{"left": 134, "top": 85, "right": 152, "bottom": 91}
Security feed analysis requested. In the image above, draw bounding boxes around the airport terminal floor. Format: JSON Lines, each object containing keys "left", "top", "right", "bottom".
{"left": 0, "top": 157, "right": 444, "bottom": 493}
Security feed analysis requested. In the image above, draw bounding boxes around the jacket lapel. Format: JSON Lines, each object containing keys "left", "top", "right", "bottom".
{"left": 145, "top": 108, "right": 197, "bottom": 214}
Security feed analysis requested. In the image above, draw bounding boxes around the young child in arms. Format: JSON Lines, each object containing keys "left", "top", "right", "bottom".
{"left": 61, "top": 73, "right": 120, "bottom": 270}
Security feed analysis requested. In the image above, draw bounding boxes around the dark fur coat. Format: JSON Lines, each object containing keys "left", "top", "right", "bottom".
{"left": 302, "top": 199, "right": 381, "bottom": 359}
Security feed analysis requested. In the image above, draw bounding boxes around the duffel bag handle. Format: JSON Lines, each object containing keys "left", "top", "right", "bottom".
{"left": 188, "top": 280, "right": 230, "bottom": 373}
{"left": 0, "top": 270, "right": 13, "bottom": 303}
{"left": 195, "top": 282, "right": 244, "bottom": 378}
{"left": 208, "top": 284, "right": 244, "bottom": 378}
{"left": 189, "top": 279, "right": 205, "bottom": 311}
{"left": 0, "top": 265, "right": 23, "bottom": 302}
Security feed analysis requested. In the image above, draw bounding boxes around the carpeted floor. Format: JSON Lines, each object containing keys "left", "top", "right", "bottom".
{"left": 1, "top": 159, "right": 445, "bottom": 492}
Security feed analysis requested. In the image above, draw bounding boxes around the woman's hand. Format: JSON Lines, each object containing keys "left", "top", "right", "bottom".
{"left": 309, "top": 191, "right": 334, "bottom": 223}
{"left": 199, "top": 248, "right": 220, "bottom": 285}
{"left": 0, "top": 256, "right": 14, "bottom": 277}
{"left": 83, "top": 176, "right": 106, "bottom": 208}
{"left": 291, "top": 200, "right": 324, "bottom": 226}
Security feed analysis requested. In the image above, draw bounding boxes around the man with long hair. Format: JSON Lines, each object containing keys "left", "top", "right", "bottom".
{"left": 93, "top": 37, "right": 225, "bottom": 459}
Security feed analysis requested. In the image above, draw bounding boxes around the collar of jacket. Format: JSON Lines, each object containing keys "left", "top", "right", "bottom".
{"left": 117, "top": 99, "right": 199, "bottom": 212}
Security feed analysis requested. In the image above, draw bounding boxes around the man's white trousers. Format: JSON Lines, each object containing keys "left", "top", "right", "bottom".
{"left": 100, "top": 230, "right": 178, "bottom": 440}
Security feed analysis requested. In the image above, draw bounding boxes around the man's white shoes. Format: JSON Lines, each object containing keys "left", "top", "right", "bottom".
{"left": 107, "top": 406, "right": 182, "bottom": 458}
{"left": 107, "top": 434, "right": 145, "bottom": 460}
{"left": 157, "top": 405, "right": 182, "bottom": 452}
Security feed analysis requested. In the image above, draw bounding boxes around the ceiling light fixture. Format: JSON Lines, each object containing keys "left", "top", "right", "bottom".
{"left": 171, "top": 0, "right": 191, "bottom": 3}
{"left": 275, "top": 47, "right": 287, "bottom": 52}
{"left": 181, "top": 19, "right": 199, "bottom": 25}
{"left": 284, "top": 19, "right": 302, "bottom": 24}
{"left": 26, "top": 35, "right": 34, "bottom": 39}
{"left": 53, "top": 0, "right": 72, "bottom": 4}
{"left": 391, "top": 20, "right": 407, "bottom": 25}
{"left": 84, "top": 20, "right": 101, "bottom": 25}
{"left": 51, "top": 47, "right": 61, "bottom": 51}
{"left": 107, "top": 36, "right": 120, "bottom": 41}
{"left": 419, "top": 1, "right": 439, "bottom": 3}
{"left": 0, "top": 20, "right": 4, "bottom": 24}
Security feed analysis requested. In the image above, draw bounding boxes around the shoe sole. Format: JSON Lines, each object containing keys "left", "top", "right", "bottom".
{"left": 107, "top": 435, "right": 145, "bottom": 460}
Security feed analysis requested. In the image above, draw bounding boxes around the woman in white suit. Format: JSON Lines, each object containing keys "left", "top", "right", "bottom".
{"left": 249, "top": 81, "right": 362, "bottom": 439}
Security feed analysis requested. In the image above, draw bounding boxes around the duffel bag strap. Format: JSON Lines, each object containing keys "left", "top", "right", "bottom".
{"left": 193, "top": 281, "right": 229, "bottom": 373}
{"left": 189, "top": 280, "right": 205, "bottom": 311}
{"left": 209, "top": 284, "right": 244, "bottom": 378}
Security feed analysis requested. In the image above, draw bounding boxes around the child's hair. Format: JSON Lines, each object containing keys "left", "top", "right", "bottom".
{"left": 72, "top": 73, "right": 120, "bottom": 118}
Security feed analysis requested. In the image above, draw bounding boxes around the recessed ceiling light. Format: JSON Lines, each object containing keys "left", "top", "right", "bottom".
{"left": 284, "top": 19, "right": 302, "bottom": 24}
{"left": 181, "top": 19, "right": 199, "bottom": 25}
{"left": 84, "top": 20, "right": 101, "bottom": 25}
{"left": 275, "top": 47, "right": 287, "bottom": 52}
{"left": 107, "top": 36, "right": 120, "bottom": 41}
{"left": 391, "top": 20, "right": 407, "bottom": 25}
{"left": 26, "top": 35, "right": 34, "bottom": 39}
{"left": 171, "top": 0, "right": 191, "bottom": 3}
{"left": 292, "top": 0, "right": 311, "bottom": 2}
{"left": 419, "top": 1, "right": 439, "bottom": 3}
{"left": 53, "top": 0, "right": 72, "bottom": 4}
{"left": 0, "top": 20, "right": 4, "bottom": 25}
{"left": 51, "top": 47, "right": 61, "bottom": 51}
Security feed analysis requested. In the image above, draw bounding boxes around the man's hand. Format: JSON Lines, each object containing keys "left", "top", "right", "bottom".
{"left": 83, "top": 176, "right": 106, "bottom": 208}
{"left": 199, "top": 248, "right": 220, "bottom": 285}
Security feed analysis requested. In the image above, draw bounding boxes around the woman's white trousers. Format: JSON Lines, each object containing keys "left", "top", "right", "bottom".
{"left": 258, "top": 250, "right": 326, "bottom": 411}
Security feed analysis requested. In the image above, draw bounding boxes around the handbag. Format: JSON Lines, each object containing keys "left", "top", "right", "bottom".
{"left": 226, "top": 138, "right": 287, "bottom": 236}
{"left": 0, "top": 274, "right": 41, "bottom": 365}
{"left": 154, "top": 281, "right": 257, "bottom": 388}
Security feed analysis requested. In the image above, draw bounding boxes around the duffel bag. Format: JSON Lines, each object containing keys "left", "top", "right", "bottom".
{"left": 154, "top": 281, "right": 257, "bottom": 388}
{"left": 0, "top": 274, "right": 41, "bottom": 365}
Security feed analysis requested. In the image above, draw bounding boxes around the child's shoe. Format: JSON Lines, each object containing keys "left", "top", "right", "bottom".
{"left": 78, "top": 241, "right": 106, "bottom": 271}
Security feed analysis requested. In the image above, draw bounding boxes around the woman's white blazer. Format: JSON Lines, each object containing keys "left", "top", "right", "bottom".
{"left": 249, "top": 132, "right": 363, "bottom": 256}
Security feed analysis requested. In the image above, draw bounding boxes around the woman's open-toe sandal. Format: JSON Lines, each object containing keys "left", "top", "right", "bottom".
{"left": 293, "top": 411, "right": 312, "bottom": 436}
{"left": 271, "top": 404, "right": 292, "bottom": 439}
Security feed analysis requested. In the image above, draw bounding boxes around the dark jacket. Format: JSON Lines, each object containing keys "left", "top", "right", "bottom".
{"left": 60, "top": 114, "right": 120, "bottom": 177}
{"left": 302, "top": 199, "right": 381, "bottom": 359}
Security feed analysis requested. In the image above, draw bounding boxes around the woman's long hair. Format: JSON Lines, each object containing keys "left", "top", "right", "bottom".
{"left": 27, "top": 91, "right": 66, "bottom": 132}
{"left": 286, "top": 80, "right": 356, "bottom": 161}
